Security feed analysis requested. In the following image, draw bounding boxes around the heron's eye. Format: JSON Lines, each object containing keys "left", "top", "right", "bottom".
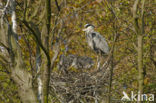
{"left": 85, "top": 25, "right": 90, "bottom": 28}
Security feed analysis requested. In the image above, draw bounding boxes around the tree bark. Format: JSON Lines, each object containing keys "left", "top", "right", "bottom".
{"left": 8, "top": 0, "right": 37, "bottom": 102}
{"left": 133, "top": 0, "right": 145, "bottom": 103}
{"left": 105, "top": 1, "right": 119, "bottom": 103}
{"left": 11, "top": 67, "right": 37, "bottom": 103}
{"left": 36, "top": 30, "right": 43, "bottom": 103}
{"left": 138, "top": 35, "right": 144, "bottom": 95}
{"left": 42, "top": 0, "right": 51, "bottom": 103}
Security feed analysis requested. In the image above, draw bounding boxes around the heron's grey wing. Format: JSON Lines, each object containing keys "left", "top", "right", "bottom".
{"left": 92, "top": 32, "right": 109, "bottom": 54}
{"left": 86, "top": 33, "right": 94, "bottom": 50}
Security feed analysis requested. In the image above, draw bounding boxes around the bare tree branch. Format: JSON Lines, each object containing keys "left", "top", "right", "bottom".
{"left": 22, "top": 20, "right": 50, "bottom": 62}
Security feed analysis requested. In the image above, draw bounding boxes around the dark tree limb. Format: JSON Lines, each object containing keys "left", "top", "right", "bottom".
{"left": 55, "top": 0, "right": 60, "bottom": 11}
{"left": 22, "top": 20, "right": 50, "bottom": 62}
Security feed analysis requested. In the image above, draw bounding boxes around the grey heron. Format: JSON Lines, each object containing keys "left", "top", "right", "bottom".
{"left": 57, "top": 54, "right": 94, "bottom": 73}
{"left": 83, "top": 24, "right": 109, "bottom": 69}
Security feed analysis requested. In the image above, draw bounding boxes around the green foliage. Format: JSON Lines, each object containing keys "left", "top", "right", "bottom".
{"left": 0, "top": 65, "right": 20, "bottom": 103}
{"left": 0, "top": 0, "right": 155, "bottom": 102}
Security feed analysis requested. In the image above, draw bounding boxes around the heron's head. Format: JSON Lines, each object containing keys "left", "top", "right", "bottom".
{"left": 83, "top": 24, "right": 95, "bottom": 33}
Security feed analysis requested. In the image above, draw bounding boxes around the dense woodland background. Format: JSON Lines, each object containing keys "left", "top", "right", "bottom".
{"left": 0, "top": 0, "right": 155, "bottom": 103}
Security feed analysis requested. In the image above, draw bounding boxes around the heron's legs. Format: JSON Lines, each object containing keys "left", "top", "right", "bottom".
{"left": 97, "top": 56, "right": 101, "bottom": 70}
{"left": 101, "top": 60, "right": 108, "bottom": 69}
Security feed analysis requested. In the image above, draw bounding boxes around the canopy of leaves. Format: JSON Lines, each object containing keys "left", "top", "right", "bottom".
{"left": 0, "top": 0, "right": 155, "bottom": 102}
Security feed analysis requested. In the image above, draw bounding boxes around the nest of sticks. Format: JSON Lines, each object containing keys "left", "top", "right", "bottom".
{"left": 50, "top": 60, "right": 111, "bottom": 103}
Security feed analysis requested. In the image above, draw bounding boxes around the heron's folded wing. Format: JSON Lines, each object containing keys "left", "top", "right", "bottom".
{"left": 92, "top": 32, "right": 109, "bottom": 54}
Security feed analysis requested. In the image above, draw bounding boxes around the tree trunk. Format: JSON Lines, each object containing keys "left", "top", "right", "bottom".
{"left": 42, "top": 0, "right": 51, "bottom": 103}
{"left": 133, "top": 0, "right": 145, "bottom": 103}
{"left": 36, "top": 32, "right": 43, "bottom": 103}
{"left": 9, "top": 0, "right": 37, "bottom": 102}
{"left": 138, "top": 35, "right": 144, "bottom": 95}
{"left": 11, "top": 68, "right": 37, "bottom": 103}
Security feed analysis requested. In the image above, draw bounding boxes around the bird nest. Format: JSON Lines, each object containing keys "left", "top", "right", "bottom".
{"left": 50, "top": 64, "right": 110, "bottom": 103}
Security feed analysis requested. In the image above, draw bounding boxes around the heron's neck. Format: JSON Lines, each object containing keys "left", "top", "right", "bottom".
{"left": 86, "top": 29, "right": 94, "bottom": 34}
